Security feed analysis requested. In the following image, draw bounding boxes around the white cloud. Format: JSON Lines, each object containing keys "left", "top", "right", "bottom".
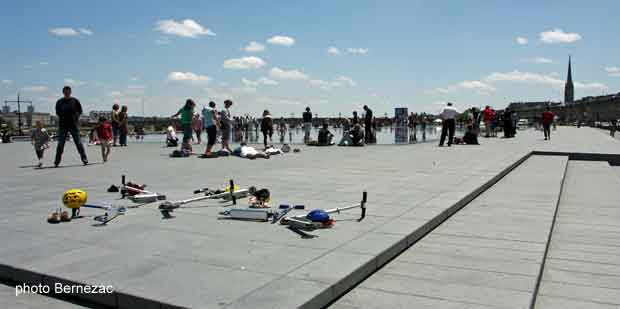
{"left": 108, "top": 91, "right": 122, "bottom": 97}
{"left": 485, "top": 70, "right": 607, "bottom": 90}
{"left": 346, "top": 48, "right": 369, "bottom": 54}
{"left": 39, "top": 62, "right": 49, "bottom": 65}
{"left": 267, "top": 35, "right": 295, "bottom": 46}
{"left": 23, "top": 65, "right": 33, "bottom": 69}
{"left": 539, "top": 28, "right": 582, "bottom": 44}
{"left": 327, "top": 47, "right": 340, "bottom": 55}
{"left": 64, "top": 79, "right": 85, "bottom": 87}
{"left": 223, "top": 56, "right": 266, "bottom": 69}
{"left": 605, "top": 67, "right": 620, "bottom": 77}
{"left": 22, "top": 86, "right": 48, "bottom": 92}
{"left": 574, "top": 82, "right": 607, "bottom": 90}
{"left": 309, "top": 76, "right": 356, "bottom": 91}
{"left": 516, "top": 36, "right": 528, "bottom": 45}
{"left": 531, "top": 57, "right": 553, "bottom": 64}
{"left": 241, "top": 78, "right": 259, "bottom": 87}
{"left": 258, "top": 77, "right": 278, "bottom": 85}
{"left": 49, "top": 27, "right": 79, "bottom": 36}
{"left": 130, "top": 76, "right": 140, "bottom": 81}
{"left": 78, "top": 28, "right": 93, "bottom": 36}
{"left": 432, "top": 80, "right": 495, "bottom": 94}
{"left": 486, "top": 70, "right": 563, "bottom": 86}
{"left": 309, "top": 79, "right": 332, "bottom": 90}
{"left": 328, "top": 46, "right": 369, "bottom": 56}
{"left": 1, "top": 80, "right": 12, "bottom": 85}
{"left": 231, "top": 87, "right": 257, "bottom": 94}
{"left": 241, "top": 77, "right": 278, "bottom": 87}
{"left": 167, "top": 71, "right": 212, "bottom": 83}
{"left": 127, "top": 85, "right": 147, "bottom": 90}
{"left": 244, "top": 41, "right": 265, "bottom": 52}
{"left": 49, "top": 27, "right": 92, "bottom": 37}
{"left": 156, "top": 19, "right": 215, "bottom": 38}
{"left": 335, "top": 75, "right": 357, "bottom": 86}
{"left": 269, "top": 67, "right": 308, "bottom": 80}
{"left": 457, "top": 80, "right": 496, "bottom": 92}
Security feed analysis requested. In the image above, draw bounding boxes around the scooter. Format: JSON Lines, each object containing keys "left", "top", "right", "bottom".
{"left": 281, "top": 192, "right": 367, "bottom": 235}
{"left": 159, "top": 180, "right": 256, "bottom": 218}
{"left": 119, "top": 175, "right": 167, "bottom": 203}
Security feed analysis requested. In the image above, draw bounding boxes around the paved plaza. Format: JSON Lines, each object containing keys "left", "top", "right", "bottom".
{"left": 1, "top": 127, "right": 619, "bottom": 308}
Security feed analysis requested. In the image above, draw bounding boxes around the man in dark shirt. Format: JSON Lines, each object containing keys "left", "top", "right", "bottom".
{"left": 363, "top": 105, "right": 373, "bottom": 144}
{"left": 302, "top": 107, "right": 312, "bottom": 144}
{"left": 54, "top": 86, "right": 88, "bottom": 167}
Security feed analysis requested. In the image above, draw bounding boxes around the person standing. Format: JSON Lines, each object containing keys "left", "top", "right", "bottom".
{"left": 192, "top": 111, "right": 202, "bottom": 144}
{"left": 408, "top": 112, "right": 418, "bottom": 142}
{"left": 54, "top": 86, "right": 88, "bottom": 167}
{"left": 438, "top": 102, "right": 458, "bottom": 147}
{"left": 220, "top": 100, "right": 233, "bottom": 152}
{"left": 483, "top": 106, "right": 495, "bottom": 138}
{"left": 201, "top": 101, "right": 219, "bottom": 156}
{"left": 111, "top": 104, "right": 120, "bottom": 146}
{"left": 118, "top": 105, "right": 129, "bottom": 146}
{"left": 31, "top": 120, "right": 50, "bottom": 168}
{"left": 503, "top": 109, "right": 513, "bottom": 138}
{"left": 352, "top": 111, "right": 360, "bottom": 125}
{"left": 302, "top": 107, "right": 312, "bottom": 144}
{"left": 171, "top": 99, "right": 196, "bottom": 152}
{"left": 95, "top": 116, "right": 113, "bottom": 162}
{"left": 363, "top": 105, "right": 374, "bottom": 144}
{"left": 261, "top": 110, "right": 273, "bottom": 149}
{"left": 278, "top": 117, "right": 287, "bottom": 143}
{"left": 541, "top": 107, "right": 554, "bottom": 140}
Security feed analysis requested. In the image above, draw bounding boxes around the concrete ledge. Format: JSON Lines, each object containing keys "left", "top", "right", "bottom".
{"left": 532, "top": 151, "right": 620, "bottom": 165}
{"left": 317, "top": 151, "right": 535, "bottom": 308}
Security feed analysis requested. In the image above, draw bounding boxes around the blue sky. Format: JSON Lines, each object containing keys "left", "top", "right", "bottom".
{"left": 1, "top": 0, "right": 619, "bottom": 117}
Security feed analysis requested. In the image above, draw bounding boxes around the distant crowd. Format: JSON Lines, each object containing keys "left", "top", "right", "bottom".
{"left": 19, "top": 86, "right": 558, "bottom": 167}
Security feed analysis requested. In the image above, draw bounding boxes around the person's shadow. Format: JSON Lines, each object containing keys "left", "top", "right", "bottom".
{"left": 20, "top": 162, "right": 103, "bottom": 169}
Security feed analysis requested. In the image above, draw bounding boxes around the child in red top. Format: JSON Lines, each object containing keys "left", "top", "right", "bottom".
{"left": 95, "top": 117, "right": 113, "bottom": 162}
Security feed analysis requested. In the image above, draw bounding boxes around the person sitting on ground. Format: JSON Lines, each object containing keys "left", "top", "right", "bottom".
{"left": 233, "top": 142, "right": 270, "bottom": 160}
{"left": 166, "top": 126, "right": 179, "bottom": 147}
{"left": 339, "top": 123, "right": 364, "bottom": 146}
{"left": 454, "top": 125, "right": 479, "bottom": 145}
{"left": 317, "top": 123, "right": 334, "bottom": 145}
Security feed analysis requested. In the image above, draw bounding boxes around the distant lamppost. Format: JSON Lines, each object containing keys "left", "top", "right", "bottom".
{"left": 4, "top": 92, "right": 32, "bottom": 136}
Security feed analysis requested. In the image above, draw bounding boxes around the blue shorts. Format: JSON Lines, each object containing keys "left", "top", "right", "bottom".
{"left": 182, "top": 124, "right": 193, "bottom": 142}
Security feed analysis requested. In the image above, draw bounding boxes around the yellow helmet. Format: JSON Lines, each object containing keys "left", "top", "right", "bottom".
{"left": 62, "top": 189, "right": 87, "bottom": 209}
{"left": 224, "top": 185, "right": 240, "bottom": 192}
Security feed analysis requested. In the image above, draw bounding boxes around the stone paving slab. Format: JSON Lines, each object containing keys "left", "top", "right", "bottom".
{"left": 535, "top": 161, "right": 620, "bottom": 308}
{"left": 333, "top": 155, "right": 569, "bottom": 309}
{"left": 2, "top": 127, "right": 620, "bottom": 308}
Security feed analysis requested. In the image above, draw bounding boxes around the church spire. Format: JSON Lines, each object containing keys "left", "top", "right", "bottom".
{"left": 565, "top": 55, "right": 574, "bottom": 103}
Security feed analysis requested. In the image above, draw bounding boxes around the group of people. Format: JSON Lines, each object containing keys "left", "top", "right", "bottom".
{"left": 170, "top": 99, "right": 288, "bottom": 158}
{"left": 31, "top": 86, "right": 114, "bottom": 167}
{"left": 437, "top": 102, "right": 556, "bottom": 147}
{"left": 28, "top": 85, "right": 562, "bottom": 167}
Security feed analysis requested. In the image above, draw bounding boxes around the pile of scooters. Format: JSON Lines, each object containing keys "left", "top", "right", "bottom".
{"left": 48, "top": 175, "right": 368, "bottom": 237}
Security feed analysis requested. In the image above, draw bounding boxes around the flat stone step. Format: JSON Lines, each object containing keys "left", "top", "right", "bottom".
{"left": 333, "top": 155, "right": 568, "bottom": 309}
{"left": 535, "top": 161, "right": 620, "bottom": 308}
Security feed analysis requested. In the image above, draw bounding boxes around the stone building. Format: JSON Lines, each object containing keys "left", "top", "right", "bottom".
{"left": 505, "top": 57, "right": 620, "bottom": 124}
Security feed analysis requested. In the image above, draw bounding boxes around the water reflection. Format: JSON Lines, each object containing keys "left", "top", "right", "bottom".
{"left": 136, "top": 125, "right": 450, "bottom": 145}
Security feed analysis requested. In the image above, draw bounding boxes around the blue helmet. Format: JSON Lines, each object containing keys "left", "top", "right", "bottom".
{"left": 306, "top": 209, "right": 330, "bottom": 222}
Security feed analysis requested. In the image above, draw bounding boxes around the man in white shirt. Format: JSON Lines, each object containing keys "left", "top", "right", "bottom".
{"left": 439, "top": 102, "right": 458, "bottom": 147}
